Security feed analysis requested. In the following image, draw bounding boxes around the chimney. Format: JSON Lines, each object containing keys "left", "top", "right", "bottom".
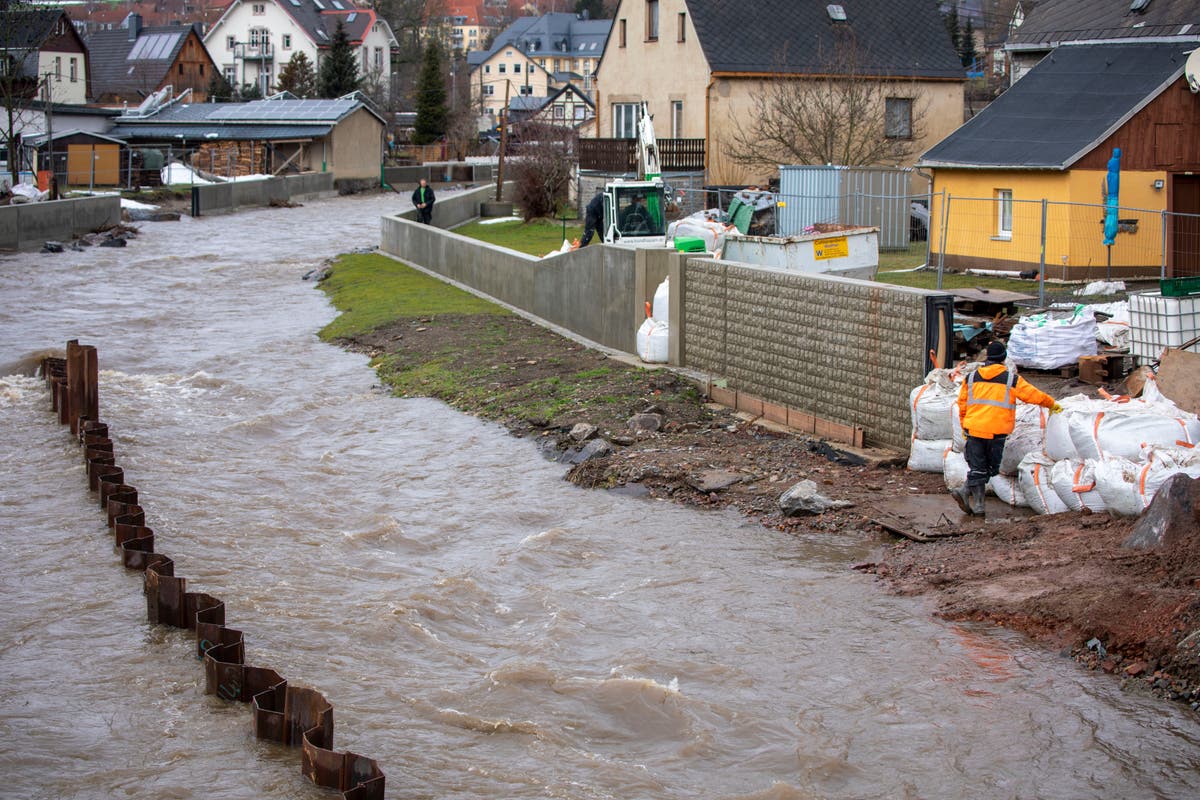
{"left": 127, "top": 13, "right": 143, "bottom": 41}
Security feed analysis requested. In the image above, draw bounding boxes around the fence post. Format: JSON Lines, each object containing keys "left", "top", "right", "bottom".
{"left": 1161, "top": 209, "right": 1169, "bottom": 279}
{"left": 923, "top": 187, "right": 935, "bottom": 268}
{"left": 1038, "top": 199, "right": 1048, "bottom": 307}
{"left": 936, "top": 193, "right": 951, "bottom": 290}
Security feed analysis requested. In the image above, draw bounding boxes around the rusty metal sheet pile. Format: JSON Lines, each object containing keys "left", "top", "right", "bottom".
{"left": 40, "top": 342, "right": 387, "bottom": 800}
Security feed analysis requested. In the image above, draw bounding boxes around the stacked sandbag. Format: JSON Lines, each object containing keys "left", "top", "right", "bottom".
{"left": 1034, "top": 376, "right": 1200, "bottom": 516}
{"left": 907, "top": 368, "right": 959, "bottom": 472}
{"left": 636, "top": 277, "right": 670, "bottom": 363}
{"left": 1007, "top": 306, "right": 1099, "bottom": 370}
{"left": 667, "top": 213, "right": 732, "bottom": 252}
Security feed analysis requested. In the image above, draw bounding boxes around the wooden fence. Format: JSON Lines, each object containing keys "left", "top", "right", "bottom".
{"left": 578, "top": 138, "right": 705, "bottom": 172}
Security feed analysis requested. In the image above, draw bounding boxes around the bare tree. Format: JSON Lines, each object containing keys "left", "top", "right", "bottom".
{"left": 725, "top": 40, "right": 928, "bottom": 171}
{"left": 510, "top": 120, "right": 576, "bottom": 221}
{"left": 1, "top": 0, "right": 44, "bottom": 188}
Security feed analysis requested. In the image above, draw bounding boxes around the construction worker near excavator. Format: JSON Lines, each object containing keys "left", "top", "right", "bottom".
{"left": 953, "top": 340, "right": 1062, "bottom": 516}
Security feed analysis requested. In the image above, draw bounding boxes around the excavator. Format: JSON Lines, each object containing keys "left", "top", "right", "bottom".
{"left": 599, "top": 102, "right": 667, "bottom": 244}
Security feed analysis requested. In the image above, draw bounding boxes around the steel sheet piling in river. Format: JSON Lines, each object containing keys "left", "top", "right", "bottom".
{"left": 39, "top": 345, "right": 386, "bottom": 800}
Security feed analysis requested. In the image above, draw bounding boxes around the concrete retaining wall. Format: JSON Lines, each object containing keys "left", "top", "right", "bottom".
{"left": 191, "top": 172, "right": 335, "bottom": 217}
{"left": 384, "top": 163, "right": 494, "bottom": 189}
{"left": 0, "top": 196, "right": 121, "bottom": 251}
{"left": 678, "top": 259, "right": 939, "bottom": 450}
{"left": 381, "top": 184, "right": 641, "bottom": 352}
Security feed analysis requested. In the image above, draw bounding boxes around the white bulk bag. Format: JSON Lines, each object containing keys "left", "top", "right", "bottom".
{"left": 636, "top": 317, "right": 669, "bottom": 363}
{"left": 943, "top": 447, "right": 968, "bottom": 491}
{"left": 1018, "top": 452, "right": 1071, "bottom": 515}
{"left": 1000, "top": 404, "right": 1048, "bottom": 476}
{"left": 1008, "top": 307, "right": 1099, "bottom": 370}
{"left": 1068, "top": 410, "right": 1200, "bottom": 462}
{"left": 908, "top": 437, "right": 952, "bottom": 472}
{"left": 989, "top": 473, "right": 1029, "bottom": 507}
{"left": 909, "top": 369, "right": 959, "bottom": 442}
{"left": 1049, "top": 459, "right": 1108, "bottom": 513}
{"left": 652, "top": 276, "right": 670, "bottom": 322}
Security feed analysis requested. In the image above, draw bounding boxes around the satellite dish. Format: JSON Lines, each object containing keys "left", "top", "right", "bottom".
{"left": 1187, "top": 48, "right": 1200, "bottom": 94}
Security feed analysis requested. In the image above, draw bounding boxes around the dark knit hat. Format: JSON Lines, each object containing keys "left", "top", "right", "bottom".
{"left": 985, "top": 341, "right": 1008, "bottom": 363}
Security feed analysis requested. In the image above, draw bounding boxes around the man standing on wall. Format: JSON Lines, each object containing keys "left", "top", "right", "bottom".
{"left": 412, "top": 178, "right": 436, "bottom": 224}
{"left": 953, "top": 340, "right": 1061, "bottom": 516}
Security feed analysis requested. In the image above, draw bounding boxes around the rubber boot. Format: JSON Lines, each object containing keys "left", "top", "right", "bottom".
{"left": 950, "top": 485, "right": 971, "bottom": 514}
{"left": 969, "top": 483, "right": 986, "bottom": 517}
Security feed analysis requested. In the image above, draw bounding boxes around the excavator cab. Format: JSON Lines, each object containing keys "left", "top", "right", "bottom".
{"left": 604, "top": 181, "right": 666, "bottom": 241}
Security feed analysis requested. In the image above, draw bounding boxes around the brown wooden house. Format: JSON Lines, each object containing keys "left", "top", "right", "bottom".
{"left": 86, "top": 14, "right": 217, "bottom": 104}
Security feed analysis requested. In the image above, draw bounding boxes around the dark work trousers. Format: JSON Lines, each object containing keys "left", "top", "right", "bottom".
{"left": 418, "top": 205, "right": 433, "bottom": 225}
{"left": 964, "top": 434, "right": 1007, "bottom": 489}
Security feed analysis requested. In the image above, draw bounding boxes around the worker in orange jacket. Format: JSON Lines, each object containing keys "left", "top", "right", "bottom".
{"left": 953, "top": 340, "right": 1062, "bottom": 516}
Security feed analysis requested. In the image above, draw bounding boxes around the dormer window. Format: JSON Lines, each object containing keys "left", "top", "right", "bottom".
{"left": 252, "top": 3, "right": 265, "bottom": 14}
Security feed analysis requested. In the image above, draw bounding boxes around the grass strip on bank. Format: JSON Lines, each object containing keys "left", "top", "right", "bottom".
{"left": 317, "top": 253, "right": 699, "bottom": 432}
{"left": 452, "top": 218, "right": 584, "bottom": 256}
{"left": 317, "top": 252, "right": 503, "bottom": 340}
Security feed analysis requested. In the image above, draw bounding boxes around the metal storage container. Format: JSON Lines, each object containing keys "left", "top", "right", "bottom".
{"left": 777, "top": 165, "right": 920, "bottom": 250}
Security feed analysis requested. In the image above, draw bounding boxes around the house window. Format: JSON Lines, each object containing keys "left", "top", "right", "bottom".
{"left": 554, "top": 104, "right": 565, "bottom": 119}
{"left": 519, "top": 84, "right": 533, "bottom": 95}
{"left": 678, "top": 12, "right": 686, "bottom": 41}
{"left": 282, "top": 34, "right": 292, "bottom": 49}
{"left": 252, "top": 3, "right": 265, "bottom": 14}
{"left": 538, "top": 59, "right": 546, "bottom": 69}
{"left": 374, "top": 47, "right": 383, "bottom": 71}
{"left": 613, "top": 102, "right": 640, "bottom": 139}
{"left": 498, "top": 63, "right": 506, "bottom": 74}
{"left": 619, "top": 19, "right": 626, "bottom": 47}
{"left": 69, "top": 57, "right": 78, "bottom": 83}
{"left": 484, "top": 64, "right": 491, "bottom": 73}
{"left": 996, "top": 190, "right": 1013, "bottom": 239}
{"left": 249, "top": 28, "right": 269, "bottom": 47}
{"left": 226, "top": 35, "right": 236, "bottom": 50}
{"left": 646, "top": 0, "right": 659, "bottom": 40}
{"left": 483, "top": 84, "right": 494, "bottom": 95}
{"left": 223, "top": 64, "right": 237, "bottom": 84}
{"left": 361, "top": 47, "right": 368, "bottom": 72}
{"left": 574, "top": 105, "right": 586, "bottom": 120}
{"left": 885, "top": 97, "right": 912, "bottom": 139}
{"left": 671, "top": 100, "right": 683, "bottom": 137}
{"left": 55, "top": 56, "right": 62, "bottom": 81}
{"left": 514, "top": 62, "right": 521, "bottom": 73}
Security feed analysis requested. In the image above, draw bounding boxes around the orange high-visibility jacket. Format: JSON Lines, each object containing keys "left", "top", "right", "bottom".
{"left": 957, "top": 363, "right": 1056, "bottom": 439}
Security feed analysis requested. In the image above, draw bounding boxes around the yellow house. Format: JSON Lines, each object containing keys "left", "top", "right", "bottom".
{"left": 594, "top": 0, "right": 966, "bottom": 185}
{"left": 921, "top": 41, "right": 1200, "bottom": 279}
{"left": 467, "top": 13, "right": 611, "bottom": 127}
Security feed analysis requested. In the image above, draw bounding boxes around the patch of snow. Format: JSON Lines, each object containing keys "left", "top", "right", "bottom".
{"left": 121, "top": 198, "right": 159, "bottom": 210}
{"left": 161, "top": 163, "right": 215, "bottom": 185}
{"left": 478, "top": 215, "right": 522, "bottom": 225}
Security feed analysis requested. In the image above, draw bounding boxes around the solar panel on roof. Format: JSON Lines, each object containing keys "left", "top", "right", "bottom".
{"left": 127, "top": 32, "right": 181, "bottom": 60}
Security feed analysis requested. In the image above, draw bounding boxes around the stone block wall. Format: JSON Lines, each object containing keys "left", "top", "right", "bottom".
{"left": 681, "top": 260, "right": 935, "bottom": 450}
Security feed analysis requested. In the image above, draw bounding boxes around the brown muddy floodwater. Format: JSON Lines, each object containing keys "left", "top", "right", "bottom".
{"left": 1, "top": 194, "right": 1198, "bottom": 799}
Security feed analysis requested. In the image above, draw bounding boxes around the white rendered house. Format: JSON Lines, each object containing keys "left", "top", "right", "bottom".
{"left": 205, "top": 0, "right": 396, "bottom": 97}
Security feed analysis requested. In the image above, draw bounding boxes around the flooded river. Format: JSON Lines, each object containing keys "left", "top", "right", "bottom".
{"left": 1, "top": 195, "right": 1198, "bottom": 799}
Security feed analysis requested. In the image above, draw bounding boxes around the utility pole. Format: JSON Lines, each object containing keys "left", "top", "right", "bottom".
{"left": 495, "top": 79, "right": 509, "bottom": 201}
{"left": 42, "top": 73, "right": 55, "bottom": 199}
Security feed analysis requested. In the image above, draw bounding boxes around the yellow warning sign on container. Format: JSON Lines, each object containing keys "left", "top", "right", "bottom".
{"left": 814, "top": 236, "right": 849, "bottom": 260}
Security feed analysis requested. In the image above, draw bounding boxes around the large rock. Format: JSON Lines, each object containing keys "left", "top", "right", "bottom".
{"left": 569, "top": 422, "right": 598, "bottom": 442}
{"left": 568, "top": 438, "right": 612, "bottom": 464}
{"left": 125, "top": 208, "right": 180, "bottom": 222}
{"left": 688, "top": 469, "right": 742, "bottom": 493}
{"left": 1123, "top": 473, "right": 1199, "bottom": 550}
{"left": 778, "top": 479, "right": 854, "bottom": 517}
{"left": 627, "top": 412, "right": 664, "bottom": 433}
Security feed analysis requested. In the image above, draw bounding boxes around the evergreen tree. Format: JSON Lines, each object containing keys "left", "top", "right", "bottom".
{"left": 318, "top": 20, "right": 361, "bottom": 98}
{"left": 574, "top": 0, "right": 605, "bottom": 19}
{"left": 277, "top": 52, "right": 317, "bottom": 98}
{"left": 943, "top": 2, "right": 961, "bottom": 56}
{"left": 413, "top": 39, "right": 448, "bottom": 145}
{"left": 206, "top": 71, "right": 234, "bottom": 102}
{"left": 960, "top": 17, "right": 978, "bottom": 70}
{"left": 240, "top": 80, "right": 263, "bottom": 100}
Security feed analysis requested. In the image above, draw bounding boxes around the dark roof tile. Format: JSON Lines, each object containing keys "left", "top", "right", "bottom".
{"left": 920, "top": 41, "right": 1192, "bottom": 168}
{"left": 1008, "top": 0, "right": 1200, "bottom": 49}
{"left": 683, "top": 0, "right": 965, "bottom": 78}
